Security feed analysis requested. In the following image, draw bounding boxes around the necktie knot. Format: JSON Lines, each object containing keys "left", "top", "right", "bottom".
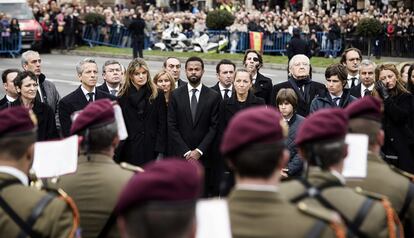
{"left": 110, "top": 89, "right": 118, "bottom": 96}
{"left": 333, "top": 97, "right": 341, "bottom": 106}
{"left": 364, "top": 89, "right": 371, "bottom": 97}
{"left": 224, "top": 89, "right": 230, "bottom": 99}
{"left": 350, "top": 77, "right": 357, "bottom": 88}
{"left": 87, "top": 92, "right": 95, "bottom": 102}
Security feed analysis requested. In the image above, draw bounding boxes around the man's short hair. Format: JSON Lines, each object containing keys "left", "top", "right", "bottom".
{"left": 0, "top": 132, "right": 36, "bottom": 160}
{"left": 276, "top": 88, "right": 298, "bottom": 110}
{"left": 21, "top": 50, "right": 40, "bottom": 67}
{"left": 163, "top": 57, "right": 180, "bottom": 68}
{"left": 76, "top": 58, "right": 97, "bottom": 75}
{"left": 102, "top": 60, "right": 121, "bottom": 73}
{"left": 122, "top": 202, "right": 195, "bottom": 238}
{"left": 360, "top": 59, "right": 376, "bottom": 69}
{"left": 227, "top": 142, "right": 285, "bottom": 179}
{"left": 81, "top": 121, "right": 118, "bottom": 152}
{"left": 216, "top": 59, "right": 236, "bottom": 74}
{"left": 300, "top": 139, "right": 346, "bottom": 170}
{"left": 185, "top": 56, "right": 204, "bottom": 70}
{"left": 325, "top": 63, "right": 348, "bottom": 84}
{"left": 348, "top": 118, "right": 381, "bottom": 147}
{"left": 340, "top": 48, "right": 362, "bottom": 65}
{"left": 288, "top": 54, "right": 310, "bottom": 69}
{"left": 2, "top": 68, "right": 20, "bottom": 83}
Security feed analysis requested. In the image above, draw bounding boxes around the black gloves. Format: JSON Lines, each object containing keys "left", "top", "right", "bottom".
{"left": 375, "top": 80, "right": 389, "bottom": 100}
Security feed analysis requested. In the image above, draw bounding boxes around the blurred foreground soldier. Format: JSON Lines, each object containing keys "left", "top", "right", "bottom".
{"left": 272, "top": 54, "right": 325, "bottom": 116}
{"left": 116, "top": 159, "right": 203, "bottom": 238}
{"left": 0, "top": 106, "right": 77, "bottom": 237}
{"left": 345, "top": 96, "right": 414, "bottom": 237}
{"left": 58, "top": 99, "right": 135, "bottom": 238}
{"left": 220, "top": 106, "right": 346, "bottom": 238}
{"left": 280, "top": 108, "right": 403, "bottom": 238}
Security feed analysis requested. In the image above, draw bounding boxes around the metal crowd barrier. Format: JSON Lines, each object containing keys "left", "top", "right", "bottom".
{"left": 0, "top": 33, "right": 22, "bottom": 58}
{"left": 82, "top": 25, "right": 342, "bottom": 55}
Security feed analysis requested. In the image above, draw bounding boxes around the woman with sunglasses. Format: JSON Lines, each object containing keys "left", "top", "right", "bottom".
{"left": 374, "top": 64, "right": 414, "bottom": 173}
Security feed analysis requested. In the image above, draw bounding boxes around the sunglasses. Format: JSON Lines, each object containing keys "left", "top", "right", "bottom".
{"left": 250, "top": 57, "right": 259, "bottom": 62}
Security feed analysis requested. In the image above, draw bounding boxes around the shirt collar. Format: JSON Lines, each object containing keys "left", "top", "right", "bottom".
{"left": 347, "top": 74, "right": 359, "bottom": 80}
{"left": 361, "top": 84, "right": 375, "bottom": 91}
{"left": 330, "top": 92, "right": 343, "bottom": 99}
{"left": 187, "top": 83, "right": 202, "bottom": 93}
{"left": 81, "top": 86, "right": 96, "bottom": 96}
{"left": 106, "top": 83, "right": 119, "bottom": 91}
{"left": 236, "top": 184, "right": 278, "bottom": 192}
{"left": 6, "top": 95, "right": 17, "bottom": 102}
{"left": 0, "top": 166, "right": 29, "bottom": 186}
{"left": 218, "top": 83, "right": 232, "bottom": 91}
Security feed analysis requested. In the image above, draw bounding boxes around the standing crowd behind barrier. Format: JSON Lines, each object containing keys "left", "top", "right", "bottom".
{"left": 0, "top": 13, "right": 21, "bottom": 57}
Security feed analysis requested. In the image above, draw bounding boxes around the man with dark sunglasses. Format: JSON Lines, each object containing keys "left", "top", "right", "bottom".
{"left": 242, "top": 49, "right": 273, "bottom": 105}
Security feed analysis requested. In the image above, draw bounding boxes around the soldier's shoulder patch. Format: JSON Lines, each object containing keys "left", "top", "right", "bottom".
{"left": 354, "top": 186, "right": 385, "bottom": 200}
{"left": 119, "top": 162, "right": 144, "bottom": 173}
{"left": 297, "top": 202, "right": 342, "bottom": 224}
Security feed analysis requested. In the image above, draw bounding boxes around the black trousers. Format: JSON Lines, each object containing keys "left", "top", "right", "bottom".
{"left": 132, "top": 36, "right": 144, "bottom": 58}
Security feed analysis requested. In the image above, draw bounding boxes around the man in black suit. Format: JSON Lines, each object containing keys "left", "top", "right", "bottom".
{"left": 97, "top": 60, "right": 123, "bottom": 96}
{"left": 168, "top": 56, "right": 220, "bottom": 197}
{"left": 350, "top": 59, "right": 376, "bottom": 98}
{"left": 59, "top": 58, "right": 115, "bottom": 137}
{"left": 243, "top": 49, "right": 273, "bottom": 104}
{"left": 163, "top": 57, "right": 186, "bottom": 88}
{"left": 340, "top": 48, "right": 362, "bottom": 89}
{"left": 0, "top": 69, "right": 19, "bottom": 109}
{"left": 210, "top": 59, "right": 235, "bottom": 100}
{"left": 272, "top": 54, "right": 325, "bottom": 117}
{"left": 128, "top": 13, "right": 146, "bottom": 59}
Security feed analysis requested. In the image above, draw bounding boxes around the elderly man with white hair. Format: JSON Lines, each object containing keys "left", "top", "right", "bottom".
{"left": 272, "top": 54, "right": 325, "bottom": 116}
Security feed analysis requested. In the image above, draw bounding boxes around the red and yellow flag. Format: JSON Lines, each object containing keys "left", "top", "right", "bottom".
{"left": 249, "top": 32, "right": 263, "bottom": 52}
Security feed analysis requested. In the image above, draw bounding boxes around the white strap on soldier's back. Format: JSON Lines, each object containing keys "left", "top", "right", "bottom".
{"left": 196, "top": 199, "right": 232, "bottom": 238}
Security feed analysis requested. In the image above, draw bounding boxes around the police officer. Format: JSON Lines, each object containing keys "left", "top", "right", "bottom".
{"left": 116, "top": 159, "right": 203, "bottom": 238}
{"left": 58, "top": 99, "right": 135, "bottom": 238}
{"left": 280, "top": 108, "right": 403, "bottom": 238}
{"left": 345, "top": 96, "right": 414, "bottom": 237}
{"left": 0, "top": 106, "right": 77, "bottom": 237}
{"left": 220, "top": 106, "right": 345, "bottom": 238}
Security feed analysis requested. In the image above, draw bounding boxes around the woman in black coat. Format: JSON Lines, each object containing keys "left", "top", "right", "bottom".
{"left": 9, "top": 71, "right": 58, "bottom": 141}
{"left": 218, "top": 69, "right": 265, "bottom": 196}
{"left": 115, "top": 58, "right": 167, "bottom": 166}
{"left": 374, "top": 64, "right": 414, "bottom": 173}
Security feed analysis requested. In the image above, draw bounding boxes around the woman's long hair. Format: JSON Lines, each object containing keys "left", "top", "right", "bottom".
{"left": 119, "top": 58, "right": 158, "bottom": 101}
{"left": 374, "top": 64, "right": 410, "bottom": 97}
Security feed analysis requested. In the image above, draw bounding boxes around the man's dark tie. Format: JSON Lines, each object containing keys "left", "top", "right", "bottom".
{"left": 364, "top": 89, "right": 371, "bottom": 97}
{"left": 110, "top": 90, "right": 118, "bottom": 96}
{"left": 87, "top": 92, "right": 95, "bottom": 103}
{"left": 333, "top": 97, "right": 341, "bottom": 107}
{"left": 224, "top": 89, "right": 230, "bottom": 99}
{"left": 350, "top": 77, "right": 357, "bottom": 88}
{"left": 190, "top": 89, "right": 198, "bottom": 122}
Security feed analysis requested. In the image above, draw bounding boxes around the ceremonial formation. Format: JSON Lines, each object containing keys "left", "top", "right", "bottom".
{"left": 0, "top": 47, "right": 414, "bottom": 238}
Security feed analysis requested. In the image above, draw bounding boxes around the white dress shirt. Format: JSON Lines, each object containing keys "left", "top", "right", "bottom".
{"left": 81, "top": 86, "right": 96, "bottom": 101}
{"left": 219, "top": 83, "right": 232, "bottom": 98}
{"left": 360, "top": 84, "right": 375, "bottom": 97}
{"left": 187, "top": 83, "right": 202, "bottom": 102}
{"left": 347, "top": 75, "right": 359, "bottom": 89}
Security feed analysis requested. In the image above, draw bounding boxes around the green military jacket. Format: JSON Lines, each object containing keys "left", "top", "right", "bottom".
{"left": 280, "top": 167, "right": 391, "bottom": 238}
{"left": 346, "top": 152, "right": 414, "bottom": 233}
{"left": 0, "top": 172, "right": 75, "bottom": 237}
{"left": 228, "top": 188, "right": 342, "bottom": 238}
{"left": 58, "top": 153, "right": 134, "bottom": 238}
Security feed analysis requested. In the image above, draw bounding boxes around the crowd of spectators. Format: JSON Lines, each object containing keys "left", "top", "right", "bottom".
{"left": 0, "top": 0, "right": 413, "bottom": 56}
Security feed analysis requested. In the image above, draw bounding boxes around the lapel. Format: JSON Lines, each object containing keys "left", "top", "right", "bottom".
{"left": 193, "top": 85, "right": 207, "bottom": 127}
{"left": 98, "top": 83, "right": 110, "bottom": 93}
{"left": 180, "top": 86, "right": 193, "bottom": 127}
{"left": 288, "top": 77, "right": 305, "bottom": 102}
{"left": 74, "top": 86, "right": 88, "bottom": 109}
{"left": 254, "top": 73, "right": 264, "bottom": 93}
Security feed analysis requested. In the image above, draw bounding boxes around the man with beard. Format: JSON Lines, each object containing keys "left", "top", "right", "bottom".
{"left": 168, "top": 56, "right": 221, "bottom": 197}
{"left": 243, "top": 49, "right": 273, "bottom": 104}
{"left": 272, "top": 54, "right": 325, "bottom": 116}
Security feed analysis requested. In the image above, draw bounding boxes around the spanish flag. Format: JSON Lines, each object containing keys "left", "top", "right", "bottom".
{"left": 249, "top": 32, "right": 263, "bottom": 52}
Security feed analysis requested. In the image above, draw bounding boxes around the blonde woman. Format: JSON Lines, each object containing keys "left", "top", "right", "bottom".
{"left": 373, "top": 64, "right": 414, "bottom": 173}
{"left": 116, "top": 58, "right": 167, "bottom": 166}
{"left": 152, "top": 70, "right": 176, "bottom": 105}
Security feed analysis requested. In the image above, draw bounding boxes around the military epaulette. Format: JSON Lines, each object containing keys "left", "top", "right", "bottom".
{"left": 389, "top": 165, "right": 414, "bottom": 181}
{"left": 120, "top": 162, "right": 144, "bottom": 173}
{"left": 354, "top": 186, "right": 386, "bottom": 200}
{"left": 297, "top": 202, "right": 342, "bottom": 224}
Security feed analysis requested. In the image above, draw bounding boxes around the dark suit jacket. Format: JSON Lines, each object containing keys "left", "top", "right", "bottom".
{"left": 272, "top": 78, "right": 326, "bottom": 117}
{"left": 210, "top": 82, "right": 232, "bottom": 100}
{"left": 177, "top": 78, "right": 186, "bottom": 87}
{"left": 350, "top": 83, "right": 362, "bottom": 98}
{"left": 96, "top": 83, "right": 109, "bottom": 94}
{"left": 0, "top": 96, "right": 10, "bottom": 109}
{"left": 58, "top": 86, "right": 115, "bottom": 137}
{"left": 9, "top": 99, "right": 58, "bottom": 141}
{"left": 254, "top": 72, "right": 273, "bottom": 105}
{"left": 167, "top": 84, "right": 220, "bottom": 167}
{"left": 115, "top": 86, "right": 167, "bottom": 166}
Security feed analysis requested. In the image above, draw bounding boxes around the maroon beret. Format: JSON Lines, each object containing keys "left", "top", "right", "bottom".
{"left": 116, "top": 158, "right": 203, "bottom": 214}
{"left": 0, "top": 106, "right": 36, "bottom": 137}
{"left": 70, "top": 99, "right": 115, "bottom": 135}
{"left": 220, "top": 106, "right": 287, "bottom": 156}
{"left": 295, "top": 108, "right": 348, "bottom": 146}
{"left": 345, "top": 96, "right": 382, "bottom": 121}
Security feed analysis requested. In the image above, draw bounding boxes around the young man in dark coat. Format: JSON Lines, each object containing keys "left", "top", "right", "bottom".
{"left": 243, "top": 49, "right": 273, "bottom": 104}
{"left": 168, "top": 56, "right": 221, "bottom": 197}
{"left": 272, "top": 54, "right": 325, "bottom": 116}
{"left": 128, "top": 13, "right": 146, "bottom": 59}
